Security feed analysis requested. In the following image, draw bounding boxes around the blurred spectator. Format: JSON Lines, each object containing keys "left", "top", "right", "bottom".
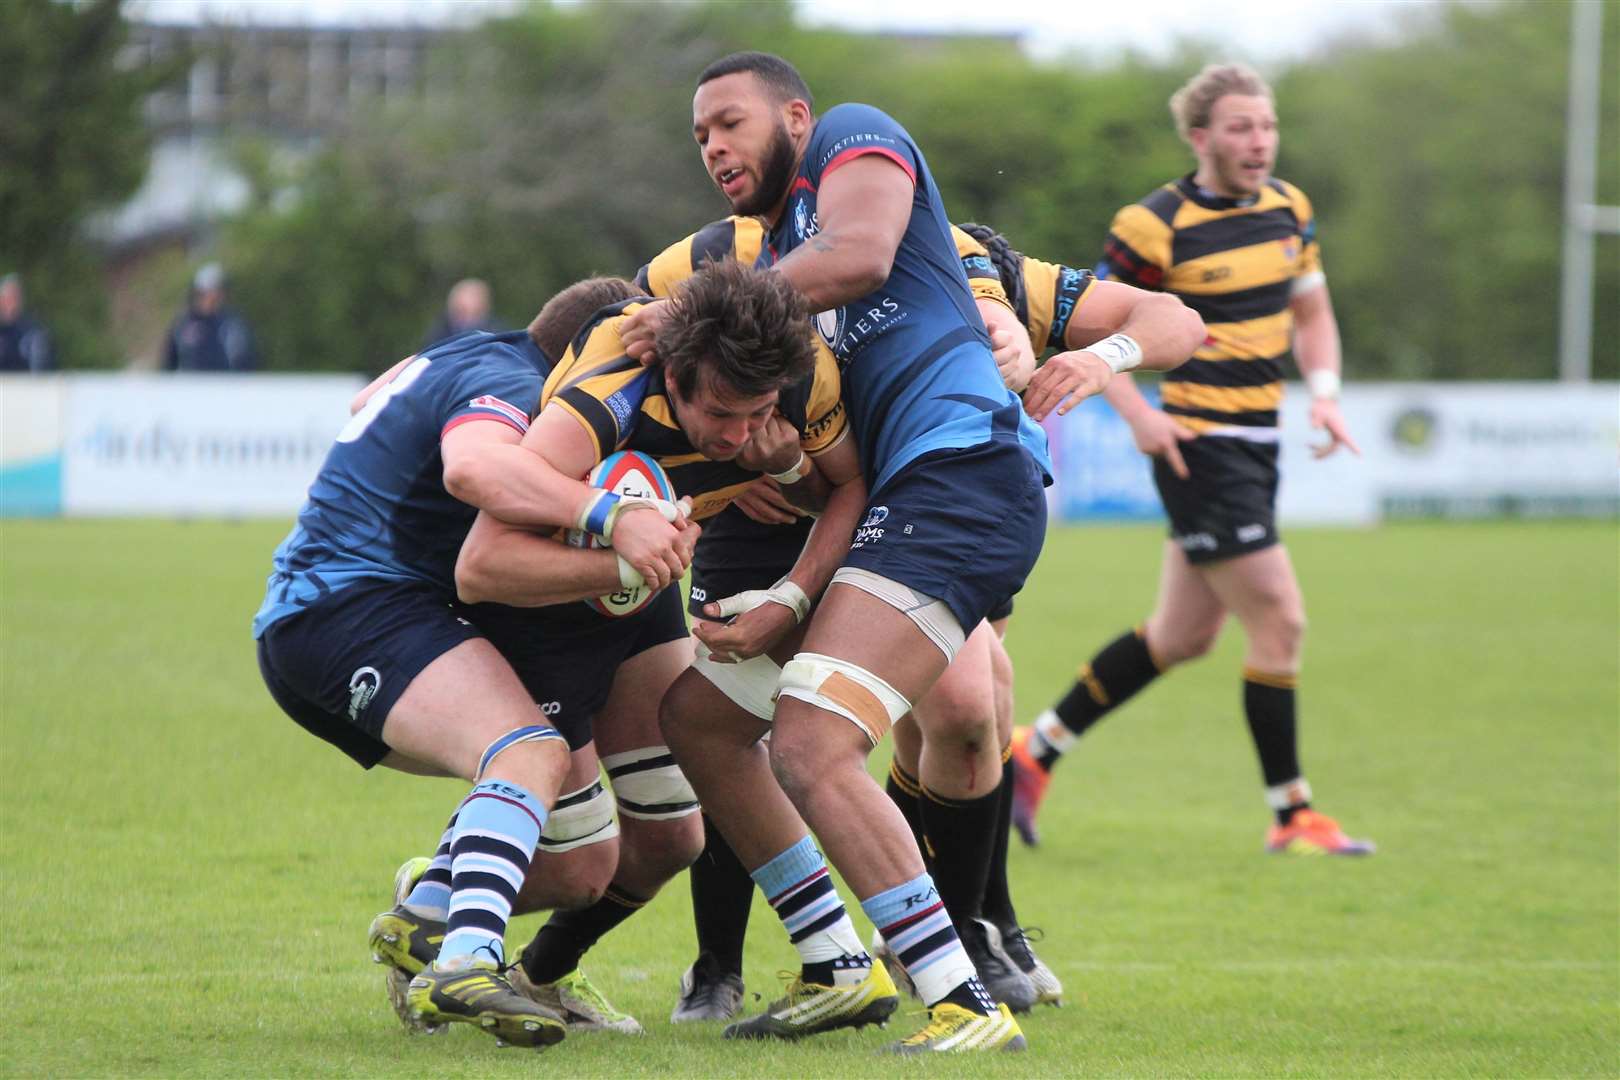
{"left": 163, "top": 263, "right": 260, "bottom": 372}
{"left": 422, "top": 277, "right": 502, "bottom": 348}
{"left": 0, "top": 273, "right": 57, "bottom": 373}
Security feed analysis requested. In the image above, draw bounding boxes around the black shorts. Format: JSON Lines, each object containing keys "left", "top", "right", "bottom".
{"left": 256, "top": 577, "right": 484, "bottom": 769}
{"left": 987, "top": 595, "right": 1016, "bottom": 623}
{"left": 843, "top": 438, "right": 1048, "bottom": 633}
{"left": 688, "top": 507, "right": 810, "bottom": 619}
{"left": 1152, "top": 435, "right": 1280, "bottom": 565}
{"left": 458, "top": 587, "right": 687, "bottom": 741}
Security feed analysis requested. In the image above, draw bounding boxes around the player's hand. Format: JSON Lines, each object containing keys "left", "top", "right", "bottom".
{"left": 1023, "top": 349, "right": 1113, "bottom": 421}
{"left": 732, "top": 476, "right": 805, "bottom": 525}
{"left": 735, "top": 413, "right": 801, "bottom": 475}
{"left": 693, "top": 601, "right": 799, "bottom": 662}
{"left": 620, "top": 299, "right": 672, "bottom": 365}
{"left": 1127, "top": 408, "right": 1199, "bottom": 480}
{"left": 1308, "top": 397, "right": 1362, "bottom": 459}
{"left": 610, "top": 500, "right": 693, "bottom": 590}
{"left": 989, "top": 321, "right": 1035, "bottom": 392}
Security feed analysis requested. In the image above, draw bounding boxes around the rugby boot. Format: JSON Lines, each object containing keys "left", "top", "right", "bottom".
{"left": 510, "top": 966, "right": 643, "bottom": 1033}
{"left": 960, "top": 918, "right": 1037, "bottom": 1014}
{"left": 369, "top": 857, "right": 446, "bottom": 1034}
{"left": 884, "top": 1001, "right": 1026, "bottom": 1054}
{"left": 868, "top": 928, "right": 917, "bottom": 999}
{"left": 1265, "top": 809, "right": 1376, "bottom": 856}
{"left": 992, "top": 921, "right": 1063, "bottom": 1006}
{"left": 406, "top": 957, "right": 566, "bottom": 1049}
{"left": 1008, "top": 726, "right": 1050, "bottom": 847}
{"left": 723, "top": 962, "right": 898, "bottom": 1040}
{"left": 670, "top": 955, "right": 745, "bottom": 1023}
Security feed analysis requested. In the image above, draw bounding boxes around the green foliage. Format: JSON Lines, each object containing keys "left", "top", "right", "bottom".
{"left": 0, "top": 0, "right": 185, "bottom": 368}
{"left": 2, "top": 518, "right": 1616, "bottom": 1075}
{"left": 208, "top": 0, "right": 1614, "bottom": 378}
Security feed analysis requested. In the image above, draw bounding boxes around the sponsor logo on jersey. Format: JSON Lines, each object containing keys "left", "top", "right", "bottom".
{"left": 819, "top": 296, "right": 906, "bottom": 359}
{"left": 604, "top": 391, "right": 635, "bottom": 430}
{"left": 860, "top": 506, "right": 889, "bottom": 528}
{"left": 1236, "top": 523, "right": 1267, "bottom": 543}
{"left": 347, "top": 666, "right": 381, "bottom": 720}
{"left": 1177, "top": 531, "right": 1219, "bottom": 552}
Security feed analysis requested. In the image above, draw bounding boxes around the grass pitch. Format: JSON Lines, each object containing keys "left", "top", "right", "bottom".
{"left": 1, "top": 518, "right": 1615, "bottom": 1077}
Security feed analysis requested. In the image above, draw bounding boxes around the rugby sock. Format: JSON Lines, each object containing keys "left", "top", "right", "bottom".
{"left": 752, "top": 836, "right": 870, "bottom": 987}
{"left": 919, "top": 782, "right": 1000, "bottom": 927}
{"left": 860, "top": 874, "right": 996, "bottom": 1016}
{"left": 403, "top": 813, "right": 455, "bottom": 920}
{"left": 438, "top": 780, "right": 546, "bottom": 966}
{"left": 689, "top": 813, "right": 754, "bottom": 976}
{"left": 519, "top": 883, "right": 649, "bottom": 984}
{"left": 1030, "top": 627, "right": 1163, "bottom": 771}
{"left": 885, "top": 760, "right": 929, "bottom": 862}
{"left": 981, "top": 752, "right": 1020, "bottom": 932}
{"left": 1242, "top": 668, "right": 1307, "bottom": 824}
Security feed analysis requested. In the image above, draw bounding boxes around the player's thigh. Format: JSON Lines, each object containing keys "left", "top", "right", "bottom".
{"left": 593, "top": 637, "right": 691, "bottom": 759}
{"left": 911, "top": 619, "right": 998, "bottom": 748}
{"left": 382, "top": 637, "right": 548, "bottom": 780}
{"left": 1146, "top": 540, "right": 1228, "bottom": 657}
{"left": 1199, "top": 543, "right": 1305, "bottom": 633}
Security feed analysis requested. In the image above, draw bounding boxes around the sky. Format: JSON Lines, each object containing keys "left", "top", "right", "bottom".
{"left": 129, "top": 0, "right": 1443, "bottom": 64}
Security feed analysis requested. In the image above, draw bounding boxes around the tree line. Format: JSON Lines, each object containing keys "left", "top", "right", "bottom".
{"left": 6, "top": 0, "right": 1616, "bottom": 378}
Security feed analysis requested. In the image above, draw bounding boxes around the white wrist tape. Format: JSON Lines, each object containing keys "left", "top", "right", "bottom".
{"left": 767, "top": 450, "right": 810, "bottom": 485}
{"left": 616, "top": 555, "right": 644, "bottom": 589}
{"left": 1087, "top": 333, "right": 1143, "bottom": 374}
{"left": 577, "top": 490, "right": 684, "bottom": 544}
{"left": 707, "top": 577, "right": 811, "bottom": 624}
{"left": 1306, "top": 369, "right": 1342, "bottom": 400}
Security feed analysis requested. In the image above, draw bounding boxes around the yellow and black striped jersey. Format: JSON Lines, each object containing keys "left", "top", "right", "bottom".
{"left": 952, "top": 226, "right": 1097, "bottom": 357}
{"left": 636, "top": 216, "right": 770, "bottom": 297}
{"left": 538, "top": 297, "right": 846, "bottom": 522}
{"left": 1100, "top": 173, "right": 1321, "bottom": 431}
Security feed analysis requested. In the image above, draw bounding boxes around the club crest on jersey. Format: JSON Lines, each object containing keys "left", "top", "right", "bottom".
{"left": 466, "top": 395, "right": 529, "bottom": 432}
{"left": 1281, "top": 238, "right": 1299, "bottom": 261}
{"left": 793, "top": 199, "right": 820, "bottom": 241}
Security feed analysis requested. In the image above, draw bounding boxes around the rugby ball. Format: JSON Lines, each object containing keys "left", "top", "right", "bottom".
{"left": 565, "top": 450, "right": 677, "bottom": 617}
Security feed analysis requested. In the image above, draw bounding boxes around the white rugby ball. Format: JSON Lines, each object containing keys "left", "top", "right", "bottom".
{"left": 565, "top": 450, "right": 676, "bottom": 617}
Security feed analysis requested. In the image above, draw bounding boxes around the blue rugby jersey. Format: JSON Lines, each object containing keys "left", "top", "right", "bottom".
{"left": 252, "top": 331, "right": 548, "bottom": 637}
{"left": 763, "top": 103, "right": 1051, "bottom": 490}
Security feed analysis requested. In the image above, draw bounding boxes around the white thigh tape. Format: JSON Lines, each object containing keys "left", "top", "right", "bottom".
{"left": 537, "top": 778, "right": 619, "bottom": 853}
{"left": 776, "top": 651, "right": 911, "bottom": 747}
{"left": 830, "top": 566, "right": 966, "bottom": 661}
{"left": 692, "top": 640, "right": 783, "bottom": 721}
{"left": 601, "top": 745, "right": 699, "bottom": 821}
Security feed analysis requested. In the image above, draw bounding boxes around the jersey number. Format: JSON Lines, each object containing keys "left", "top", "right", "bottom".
{"left": 337, "top": 357, "right": 432, "bottom": 443}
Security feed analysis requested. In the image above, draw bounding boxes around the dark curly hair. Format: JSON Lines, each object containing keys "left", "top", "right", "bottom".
{"left": 657, "top": 258, "right": 816, "bottom": 402}
{"left": 956, "top": 222, "right": 1027, "bottom": 322}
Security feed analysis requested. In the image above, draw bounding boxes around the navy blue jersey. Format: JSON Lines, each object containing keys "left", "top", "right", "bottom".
{"left": 764, "top": 103, "right": 1051, "bottom": 490}
{"left": 252, "top": 331, "right": 547, "bottom": 637}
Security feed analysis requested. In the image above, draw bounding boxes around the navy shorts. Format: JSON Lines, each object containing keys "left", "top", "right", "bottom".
{"left": 458, "top": 586, "right": 687, "bottom": 735}
{"left": 843, "top": 437, "right": 1047, "bottom": 633}
{"left": 1153, "top": 435, "right": 1280, "bottom": 565}
{"left": 256, "top": 577, "right": 483, "bottom": 769}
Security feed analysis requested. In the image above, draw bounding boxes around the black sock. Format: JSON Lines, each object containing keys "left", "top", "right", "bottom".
{"left": 920, "top": 783, "right": 1000, "bottom": 925}
{"left": 1243, "top": 668, "right": 1305, "bottom": 824}
{"left": 519, "top": 882, "right": 648, "bottom": 983}
{"left": 886, "top": 760, "right": 930, "bottom": 867}
{"left": 980, "top": 758, "right": 1019, "bottom": 931}
{"left": 1043, "top": 628, "right": 1163, "bottom": 770}
{"left": 688, "top": 814, "right": 753, "bottom": 976}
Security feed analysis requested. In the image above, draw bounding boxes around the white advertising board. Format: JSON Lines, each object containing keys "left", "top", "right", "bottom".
{"left": 60, "top": 374, "right": 361, "bottom": 516}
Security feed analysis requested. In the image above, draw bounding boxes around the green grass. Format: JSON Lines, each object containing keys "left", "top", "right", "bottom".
{"left": 1, "top": 519, "right": 1616, "bottom": 1077}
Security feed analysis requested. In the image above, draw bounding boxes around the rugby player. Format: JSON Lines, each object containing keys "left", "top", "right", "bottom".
{"left": 451, "top": 256, "right": 870, "bottom": 1032}
{"left": 254, "top": 276, "right": 683, "bottom": 1050}
{"left": 1010, "top": 63, "right": 1374, "bottom": 857}
{"left": 629, "top": 50, "right": 1135, "bottom": 1053}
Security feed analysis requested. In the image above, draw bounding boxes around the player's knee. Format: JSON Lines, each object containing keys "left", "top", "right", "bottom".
{"left": 618, "top": 814, "right": 704, "bottom": 884}
{"left": 766, "top": 721, "right": 821, "bottom": 805}
{"left": 1150, "top": 620, "right": 1220, "bottom": 665}
{"left": 657, "top": 674, "right": 701, "bottom": 751}
{"left": 916, "top": 690, "right": 996, "bottom": 754}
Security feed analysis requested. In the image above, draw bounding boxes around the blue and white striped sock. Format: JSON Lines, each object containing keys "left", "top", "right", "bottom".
{"left": 861, "top": 873, "right": 987, "bottom": 1010}
{"left": 438, "top": 780, "right": 546, "bottom": 966}
{"left": 403, "top": 814, "right": 455, "bottom": 920}
{"left": 753, "top": 836, "right": 868, "bottom": 979}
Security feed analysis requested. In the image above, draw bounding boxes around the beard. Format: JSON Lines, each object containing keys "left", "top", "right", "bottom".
{"left": 730, "top": 122, "right": 798, "bottom": 217}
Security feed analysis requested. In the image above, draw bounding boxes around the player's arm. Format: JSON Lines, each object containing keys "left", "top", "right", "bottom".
{"left": 1290, "top": 278, "right": 1359, "bottom": 458}
{"left": 979, "top": 297, "right": 1036, "bottom": 392}
{"left": 1024, "top": 281, "right": 1203, "bottom": 421}
{"left": 693, "top": 434, "right": 865, "bottom": 661}
{"left": 454, "top": 514, "right": 635, "bottom": 607}
{"left": 1099, "top": 374, "right": 1198, "bottom": 480}
{"left": 772, "top": 154, "right": 913, "bottom": 309}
